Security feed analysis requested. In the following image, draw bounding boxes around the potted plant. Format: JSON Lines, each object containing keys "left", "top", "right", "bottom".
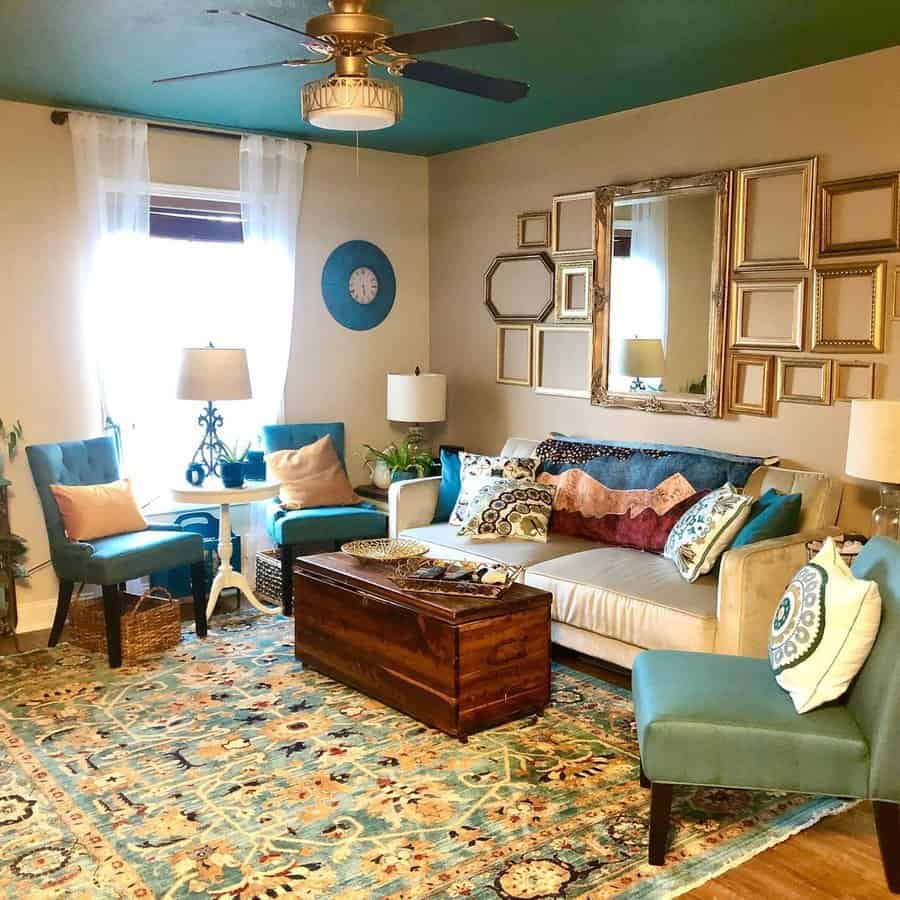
{"left": 363, "top": 438, "right": 432, "bottom": 487}
{"left": 219, "top": 441, "right": 250, "bottom": 489}
{"left": 0, "top": 418, "right": 26, "bottom": 635}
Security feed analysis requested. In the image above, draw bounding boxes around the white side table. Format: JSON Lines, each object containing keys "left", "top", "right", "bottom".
{"left": 170, "top": 479, "right": 281, "bottom": 619}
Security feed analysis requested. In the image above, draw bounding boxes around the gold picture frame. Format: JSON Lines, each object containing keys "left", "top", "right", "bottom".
{"left": 811, "top": 261, "right": 886, "bottom": 353}
{"left": 776, "top": 357, "right": 832, "bottom": 405}
{"left": 517, "top": 211, "right": 551, "bottom": 249}
{"left": 554, "top": 257, "right": 594, "bottom": 323}
{"left": 484, "top": 252, "right": 555, "bottom": 323}
{"left": 734, "top": 157, "right": 817, "bottom": 271}
{"left": 892, "top": 268, "right": 900, "bottom": 321}
{"left": 818, "top": 173, "right": 900, "bottom": 256}
{"left": 729, "top": 275, "right": 805, "bottom": 350}
{"left": 728, "top": 353, "right": 774, "bottom": 416}
{"left": 551, "top": 191, "right": 598, "bottom": 258}
{"left": 496, "top": 325, "right": 533, "bottom": 386}
{"left": 833, "top": 360, "right": 876, "bottom": 403}
{"left": 533, "top": 325, "right": 592, "bottom": 398}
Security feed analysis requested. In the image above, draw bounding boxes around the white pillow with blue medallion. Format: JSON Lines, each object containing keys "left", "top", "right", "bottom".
{"left": 769, "top": 537, "right": 882, "bottom": 714}
{"left": 663, "top": 483, "right": 753, "bottom": 582}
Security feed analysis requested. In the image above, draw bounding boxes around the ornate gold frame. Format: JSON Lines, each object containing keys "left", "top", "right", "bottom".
{"left": 517, "top": 211, "right": 551, "bottom": 249}
{"left": 554, "top": 257, "right": 594, "bottom": 323}
{"left": 894, "top": 269, "right": 900, "bottom": 321}
{"left": 776, "top": 357, "right": 832, "bottom": 405}
{"left": 818, "top": 173, "right": 900, "bottom": 256}
{"left": 833, "top": 360, "right": 876, "bottom": 402}
{"left": 811, "top": 261, "right": 886, "bottom": 353}
{"left": 551, "top": 191, "right": 598, "bottom": 258}
{"left": 733, "top": 158, "right": 817, "bottom": 270}
{"left": 483, "top": 252, "right": 555, "bottom": 323}
{"left": 496, "top": 325, "right": 533, "bottom": 386}
{"left": 534, "top": 325, "right": 592, "bottom": 398}
{"left": 591, "top": 170, "right": 733, "bottom": 417}
{"left": 729, "top": 275, "right": 805, "bottom": 351}
{"left": 727, "top": 353, "right": 774, "bottom": 417}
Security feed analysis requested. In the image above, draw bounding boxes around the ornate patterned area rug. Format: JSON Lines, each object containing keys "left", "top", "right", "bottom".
{"left": 0, "top": 615, "right": 850, "bottom": 898}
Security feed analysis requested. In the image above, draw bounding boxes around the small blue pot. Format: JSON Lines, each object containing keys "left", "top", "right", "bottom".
{"left": 220, "top": 461, "right": 245, "bottom": 489}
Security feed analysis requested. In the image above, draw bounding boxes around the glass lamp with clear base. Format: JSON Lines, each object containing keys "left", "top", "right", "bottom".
{"left": 872, "top": 486, "right": 900, "bottom": 541}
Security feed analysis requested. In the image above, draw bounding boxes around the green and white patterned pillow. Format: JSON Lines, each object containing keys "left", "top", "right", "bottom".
{"left": 769, "top": 537, "right": 881, "bottom": 714}
{"left": 449, "top": 453, "right": 539, "bottom": 526}
{"left": 458, "top": 479, "right": 555, "bottom": 543}
{"left": 663, "top": 483, "right": 753, "bottom": 582}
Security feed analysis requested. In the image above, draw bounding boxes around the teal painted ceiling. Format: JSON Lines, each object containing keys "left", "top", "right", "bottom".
{"left": 1, "top": 1, "right": 899, "bottom": 156}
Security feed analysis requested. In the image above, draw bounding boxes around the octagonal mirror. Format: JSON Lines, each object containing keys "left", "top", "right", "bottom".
{"left": 484, "top": 252, "right": 555, "bottom": 322}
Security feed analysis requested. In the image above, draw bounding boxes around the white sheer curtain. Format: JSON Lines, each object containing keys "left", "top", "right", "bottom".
{"left": 609, "top": 198, "right": 669, "bottom": 391}
{"left": 240, "top": 135, "right": 307, "bottom": 578}
{"left": 240, "top": 135, "right": 307, "bottom": 425}
{"left": 69, "top": 112, "right": 150, "bottom": 439}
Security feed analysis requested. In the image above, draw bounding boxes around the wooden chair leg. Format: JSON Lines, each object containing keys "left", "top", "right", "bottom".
{"left": 648, "top": 782, "right": 674, "bottom": 866}
{"left": 49, "top": 580, "right": 74, "bottom": 647}
{"left": 190, "top": 561, "right": 208, "bottom": 638}
{"left": 639, "top": 763, "right": 651, "bottom": 789}
{"left": 874, "top": 801, "right": 900, "bottom": 893}
{"left": 101, "top": 585, "right": 122, "bottom": 668}
{"left": 280, "top": 543, "right": 296, "bottom": 617}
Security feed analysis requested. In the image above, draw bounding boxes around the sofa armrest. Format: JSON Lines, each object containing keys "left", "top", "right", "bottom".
{"left": 388, "top": 477, "right": 441, "bottom": 539}
{"left": 715, "top": 526, "right": 842, "bottom": 658}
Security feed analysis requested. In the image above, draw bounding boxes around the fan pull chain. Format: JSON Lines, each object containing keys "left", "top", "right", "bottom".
{"left": 355, "top": 130, "right": 360, "bottom": 178}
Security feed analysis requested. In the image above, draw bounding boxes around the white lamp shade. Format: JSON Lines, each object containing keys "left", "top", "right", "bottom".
{"left": 176, "top": 348, "right": 252, "bottom": 401}
{"left": 620, "top": 338, "right": 665, "bottom": 377}
{"left": 387, "top": 373, "right": 447, "bottom": 423}
{"left": 846, "top": 400, "right": 900, "bottom": 484}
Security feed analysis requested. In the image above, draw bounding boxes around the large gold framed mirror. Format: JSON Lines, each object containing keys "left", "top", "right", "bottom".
{"left": 591, "top": 170, "right": 733, "bottom": 416}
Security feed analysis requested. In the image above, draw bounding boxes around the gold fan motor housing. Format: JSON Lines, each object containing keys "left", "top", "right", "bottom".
{"left": 305, "top": 1, "right": 394, "bottom": 78}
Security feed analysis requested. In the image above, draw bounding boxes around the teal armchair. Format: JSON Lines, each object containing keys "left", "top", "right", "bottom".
{"left": 261, "top": 422, "right": 387, "bottom": 614}
{"left": 633, "top": 536, "right": 900, "bottom": 892}
{"left": 26, "top": 437, "right": 207, "bottom": 667}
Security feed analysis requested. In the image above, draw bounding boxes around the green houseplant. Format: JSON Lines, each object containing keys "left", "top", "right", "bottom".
{"left": 363, "top": 438, "right": 432, "bottom": 486}
{"left": 0, "top": 418, "right": 26, "bottom": 635}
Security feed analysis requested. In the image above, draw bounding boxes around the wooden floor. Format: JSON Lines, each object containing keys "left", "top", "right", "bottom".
{"left": 0, "top": 630, "right": 891, "bottom": 898}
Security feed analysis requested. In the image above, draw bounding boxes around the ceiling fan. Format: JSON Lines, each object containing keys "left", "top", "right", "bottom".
{"left": 154, "top": 0, "right": 529, "bottom": 132}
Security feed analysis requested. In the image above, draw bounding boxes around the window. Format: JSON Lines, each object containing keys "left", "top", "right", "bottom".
{"left": 97, "top": 187, "right": 267, "bottom": 507}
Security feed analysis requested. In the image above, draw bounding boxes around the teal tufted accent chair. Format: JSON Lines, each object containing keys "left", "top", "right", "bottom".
{"left": 26, "top": 437, "right": 207, "bottom": 667}
{"left": 261, "top": 422, "right": 387, "bottom": 614}
{"left": 633, "top": 537, "right": 900, "bottom": 892}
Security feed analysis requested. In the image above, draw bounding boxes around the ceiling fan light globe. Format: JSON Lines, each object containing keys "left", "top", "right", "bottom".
{"left": 301, "top": 76, "right": 403, "bottom": 131}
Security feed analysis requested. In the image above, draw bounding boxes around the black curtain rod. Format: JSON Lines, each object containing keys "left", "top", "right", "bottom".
{"left": 50, "top": 110, "right": 312, "bottom": 150}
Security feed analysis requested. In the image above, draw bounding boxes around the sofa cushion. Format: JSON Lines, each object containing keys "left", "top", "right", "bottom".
{"left": 458, "top": 479, "right": 555, "bottom": 543}
{"left": 401, "top": 523, "right": 597, "bottom": 568}
{"left": 527, "top": 547, "right": 718, "bottom": 653}
{"left": 633, "top": 651, "right": 869, "bottom": 796}
{"left": 450, "top": 453, "right": 539, "bottom": 526}
{"left": 742, "top": 465, "right": 841, "bottom": 532}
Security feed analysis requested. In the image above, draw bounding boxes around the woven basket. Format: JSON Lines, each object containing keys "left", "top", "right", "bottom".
{"left": 256, "top": 549, "right": 283, "bottom": 607}
{"left": 70, "top": 586, "right": 181, "bottom": 664}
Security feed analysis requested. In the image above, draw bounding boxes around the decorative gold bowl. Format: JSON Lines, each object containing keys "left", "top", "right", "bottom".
{"left": 340, "top": 538, "right": 429, "bottom": 562}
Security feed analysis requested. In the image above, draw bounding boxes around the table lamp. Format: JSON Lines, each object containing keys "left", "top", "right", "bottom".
{"left": 621, "top": 337, "right": 665, "bottom": 391}
{"left": 845, "top": 399, "right": 900, "bottom": 540}
{"left": 387, "top": 368, "right": 447, "bottom": 453}
{"left": 177, "top": 346, "right": 252, "bottom": 478}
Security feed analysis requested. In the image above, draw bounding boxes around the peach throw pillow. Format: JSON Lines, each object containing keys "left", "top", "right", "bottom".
{"left": 49, "top": 479, "right": 148, "bottom": 541}
{"left": 265, "top": 435, "right": 362, "bottom": 510}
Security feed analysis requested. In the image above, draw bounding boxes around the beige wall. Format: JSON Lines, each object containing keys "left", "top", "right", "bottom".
{"left": 0, "top": 99, "right": 429, "bottom": 629}
{"left": 428, "top": 47, "right": 900, "bottom": 532}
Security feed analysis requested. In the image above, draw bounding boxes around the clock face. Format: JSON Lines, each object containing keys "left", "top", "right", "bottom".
{"left": 348, "top": 266, "right": 379, "bottom": 305}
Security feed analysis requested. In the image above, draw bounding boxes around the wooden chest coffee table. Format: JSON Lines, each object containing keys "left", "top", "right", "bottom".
{"left": 293, "top": 552, "right": 552, "bottom": 741}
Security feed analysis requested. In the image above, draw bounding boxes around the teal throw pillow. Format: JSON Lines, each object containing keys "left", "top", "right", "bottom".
{"left": 433, "top": 447, "right": 462, "bottom": 523}
{"left": 731, "top": 488, "right": 801, "bottom": 549}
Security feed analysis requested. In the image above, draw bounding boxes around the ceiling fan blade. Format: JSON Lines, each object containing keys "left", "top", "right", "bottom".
{"left": 382, "top": 18, "right": 517, "bottom": 56}
{"left": 153, "top": 59, "right": 298, "bottom": 84}
{"left": 205, "top": 9, "right": 333, "bottom": 54}
{"left": 399, "top": 60, "right": 528, "bottom": 103}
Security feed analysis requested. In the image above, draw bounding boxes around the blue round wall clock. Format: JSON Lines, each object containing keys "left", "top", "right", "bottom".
{"left": 321, "top": 240, "right": 396, "bottom": 331}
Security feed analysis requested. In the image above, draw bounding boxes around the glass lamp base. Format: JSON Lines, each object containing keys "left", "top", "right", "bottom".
{"left": 872, "top": 485, "right": 900, "bottom": 541}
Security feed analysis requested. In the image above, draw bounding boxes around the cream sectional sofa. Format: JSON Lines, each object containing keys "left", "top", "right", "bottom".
{"left": 389, "top": 437, "right": 842, "bottom": 669}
